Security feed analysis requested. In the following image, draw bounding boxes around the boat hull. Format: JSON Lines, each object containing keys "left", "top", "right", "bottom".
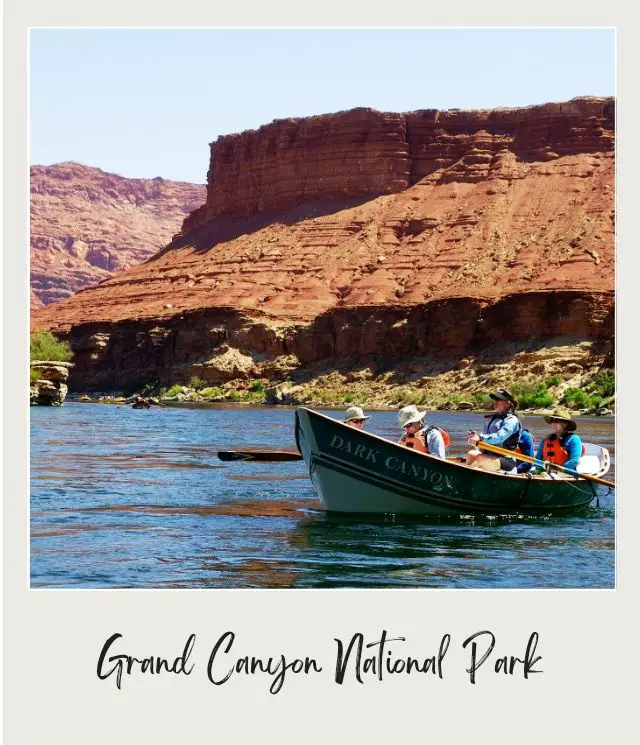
{"left": 295, "top": 408, "right": 599, "bottom": 516}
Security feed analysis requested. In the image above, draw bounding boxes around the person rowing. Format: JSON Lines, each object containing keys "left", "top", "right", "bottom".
{"left": 397, "top": 404, "right": 448, "bottom": 459}
{"left": 466, "top": 388, "right": 522, "bottom": 472}
{"left": 131, "top": 396, "right": 151, "bottom": 409}
{"left": 343, "top": 406, "right": 370, "bottom": 429}
{"left": 131, "top": 395, "right": 166, "bottom": 409}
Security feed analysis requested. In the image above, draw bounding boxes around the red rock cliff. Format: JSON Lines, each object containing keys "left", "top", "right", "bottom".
{"left": 30, "top": 162, "right": 206, "bottom": 306}
{"left": 31, "top": 97, "right": 614, "bottom": 390}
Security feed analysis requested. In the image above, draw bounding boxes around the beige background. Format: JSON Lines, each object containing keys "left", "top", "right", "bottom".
{"left": 4, "top": 1, "right": 636, "bottom": 742}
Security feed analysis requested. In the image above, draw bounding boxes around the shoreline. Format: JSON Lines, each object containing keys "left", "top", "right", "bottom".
{"left": 61, "top": 397, "right": 615, "bottom": 422}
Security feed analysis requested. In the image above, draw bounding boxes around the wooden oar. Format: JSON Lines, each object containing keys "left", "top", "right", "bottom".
{"left": 217, "top": 450, "right": 303, "bottom": 462}
{"left": 477, "top": 441, "right": 615, "bottom": 488}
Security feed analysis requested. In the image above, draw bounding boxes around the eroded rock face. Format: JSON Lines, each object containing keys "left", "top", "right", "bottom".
{"left": 31, "top": 98, "right": 614, "bottom": 389}
{"left": 38, "top": 289, "right": 612, "bottom": 392}
{"left": 183, "top": 97, "right": 613, "bottom": 228}
{"left": 30, "top": 361, "right": 72, "bottom": 405}
{"left": 30, "top": 163, "right": 206, "bottom": 306}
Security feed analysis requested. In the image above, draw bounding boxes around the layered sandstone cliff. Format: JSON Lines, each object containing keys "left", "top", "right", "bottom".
{"left": 30, "top": 162, "right": 206, "bottom": 306}
{"left": 31, "top": 98, "right": 614, "bottom": 391}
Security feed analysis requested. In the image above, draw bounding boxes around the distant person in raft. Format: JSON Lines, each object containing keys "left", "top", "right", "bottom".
{"left": 532, "top": 409, "right": 583, "bottom": 476}
{"left": 397, "top": 405, "right": 449, "bottom": 458}
{"left": 131, "top": 396, "right": 151, "bottom": 409}
{"left": 466, "top": 389, "right": 522, "bottom": 472}
{"left": 343, "top": 406, "right": 370, "bottom": 429}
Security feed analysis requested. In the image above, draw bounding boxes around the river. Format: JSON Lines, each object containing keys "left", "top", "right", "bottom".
{"left": 30, "top": 403, "right": 615, "bottom": 589}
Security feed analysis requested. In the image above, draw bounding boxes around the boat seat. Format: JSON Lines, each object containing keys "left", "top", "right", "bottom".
{"left": 576, "top": 443, "right": 610, "bottom": 476}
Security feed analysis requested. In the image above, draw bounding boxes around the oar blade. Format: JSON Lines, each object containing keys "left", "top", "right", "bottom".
{"left": 217, "top": 451, "right": 252, "bottom": 461}
{"left": 217, "top": 450, "right": 303, "bottom": 462}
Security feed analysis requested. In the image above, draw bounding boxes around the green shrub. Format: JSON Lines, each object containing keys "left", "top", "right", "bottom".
{"left": 249, "top": 380, "right": 267, "bottom": 394}
{"left": 445, "top": 393, "right": 464, "bottom": 405}
{"left": 225, "top": 389, "right": 242, "bottom": 401}
{"left": 200, "top": 386, "right": 223, "bottom": 398}
{"left": 563, "top": 388, "right": 604, "bottom": 411}
{"left": 163, "top": 385, "right": 185, "bottom": 397}
{"left": 314, "top": 389, "right": 335, "bottom": 404}
{"left": 342, "top": 391, "right": 357, "bottom": 404}
{"left": 188, "top": 376, "right": 205, "bottom": 391}
{"left": 244, "top": 390, "right": 267, "bottom": 403}
{"left": 471, "top": 393, "right": 492, "bottom": 409}
{"left": 30, "top": 330, "right": 73, "bottom": 362}
{"left": 30, "top": 368, "right": 40, "bottom": 383}
{"left": 590, "top": 395, "right": 603, "bottom": 409}
{"left": 544, "top": 375, "right": 563, "bottom": 387}
{"left": 589, "top": 369, "right": 615, "bottom": 399}
{"left": 563, "top": 387, "right": 592, "bottom": 410}
{"left": 510, "top": 381, "right": 555, "bottom": 409}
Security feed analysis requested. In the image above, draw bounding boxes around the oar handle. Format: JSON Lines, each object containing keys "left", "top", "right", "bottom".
{"left": 478, "top": 441, "right": 615, "bottom": 488}
{"left": 478, "top": 441, "right": 537, "bottom": 463}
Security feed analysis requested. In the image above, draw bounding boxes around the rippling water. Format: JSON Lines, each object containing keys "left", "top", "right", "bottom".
{"left": 30, "top": 403, "right": 615, "bottom": 589}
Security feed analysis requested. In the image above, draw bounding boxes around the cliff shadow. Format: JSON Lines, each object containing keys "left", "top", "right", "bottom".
{"left": 163, "top": 195, "right": 382, "bottom": 256}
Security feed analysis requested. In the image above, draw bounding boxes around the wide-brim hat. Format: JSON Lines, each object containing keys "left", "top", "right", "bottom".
{"left": 489, "top": 388, "right": 517, "bottom": 406}
{"left": 344, "top": 406, "right": 370, "bottom": 422}
{"left": 398, "top": 404, "right": 427, "bottom": 428}
{"left": 543, "top": 408, "right": 577, "bottom": 432}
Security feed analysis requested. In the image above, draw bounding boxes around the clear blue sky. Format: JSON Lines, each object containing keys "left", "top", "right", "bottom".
{"left": 30, "top": 28, "right": 615, "bottom": 184}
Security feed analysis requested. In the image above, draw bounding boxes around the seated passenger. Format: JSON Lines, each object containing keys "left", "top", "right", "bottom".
{"left": 397, "top": 405, "right": 448, "bottom": 459}
{"left": 533, "top": 409, "right": 583, "bottom": 475}
{"left": 515, "top": 428, "right": 536, "bottom": 474}
{"left": 466, "top": 389, "right": 522, "bottom": 472}
{"left": 343, "top": 406, "right": 370, "bottom": 429}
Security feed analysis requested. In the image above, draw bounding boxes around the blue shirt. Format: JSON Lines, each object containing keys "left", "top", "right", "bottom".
{"left": 480, "top": 412, "right": 521, "bottom": 447}
{"left": 516, "top": 430, "right": 536, "bottom": 473}
{"left": 535, "top": 433, "right": 583, "bottom": 471}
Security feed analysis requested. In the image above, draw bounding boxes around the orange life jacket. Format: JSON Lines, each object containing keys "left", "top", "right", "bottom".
{"left": 400, "top": 427, "right": 451, "bottom": 453}
{"left": 400, "top": 431, "right": 427, "bottom": 453}
{"left": 426, "top": 426, "right": 451, "bottom": 449}
{"left": 542, "top": 434, "right": 585, "bottom": 466}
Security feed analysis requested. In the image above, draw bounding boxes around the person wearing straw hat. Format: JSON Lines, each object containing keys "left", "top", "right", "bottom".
{"left": 533, "top": 408, "right": 583, "bottom": 473}
{"left": 343, "top": 406, "right": 371, "bottom": 430}
{"left": 397, "top": 405, "right": 447, "bottom": 458}
{"left": 467, "top": 388, "right": 522, "bottom": 472}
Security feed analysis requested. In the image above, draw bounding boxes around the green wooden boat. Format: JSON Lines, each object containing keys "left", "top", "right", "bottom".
{"left": 294, "top": 407, "right": 610, "bottom": 516}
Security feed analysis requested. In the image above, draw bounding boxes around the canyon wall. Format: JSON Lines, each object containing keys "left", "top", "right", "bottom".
{"left": 31, "top": 162, "right": 206, "bottom": 306}
{"left": 183, "top": 97, "right": 613, "bottom": 230}
{"left": 31, "top": 98, "right": 615, "bottom": 390}
{"left": 50, "top": 289, "right": 613, "bottom": 391}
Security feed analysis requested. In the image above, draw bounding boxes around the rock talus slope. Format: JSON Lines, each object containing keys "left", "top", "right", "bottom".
{"left": 31, "top": 98, "right": 614, "bottom": 390}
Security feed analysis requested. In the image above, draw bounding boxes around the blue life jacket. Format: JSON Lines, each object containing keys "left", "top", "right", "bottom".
{"left": 484, "top": 412, "right": 522, "bottom": 451}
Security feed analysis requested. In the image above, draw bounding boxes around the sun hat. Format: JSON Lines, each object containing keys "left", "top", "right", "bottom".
{"left": 398, "top": 404, "right": 427, "bottom": 428}
{"left": 489, "top": 388, "right": 518, "bottom": 408}
{"left": 344, "top": 406, "right": 370, "bottom": 422}
{"left": 543, "top": 408, "right": 577, "bottom": 432}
